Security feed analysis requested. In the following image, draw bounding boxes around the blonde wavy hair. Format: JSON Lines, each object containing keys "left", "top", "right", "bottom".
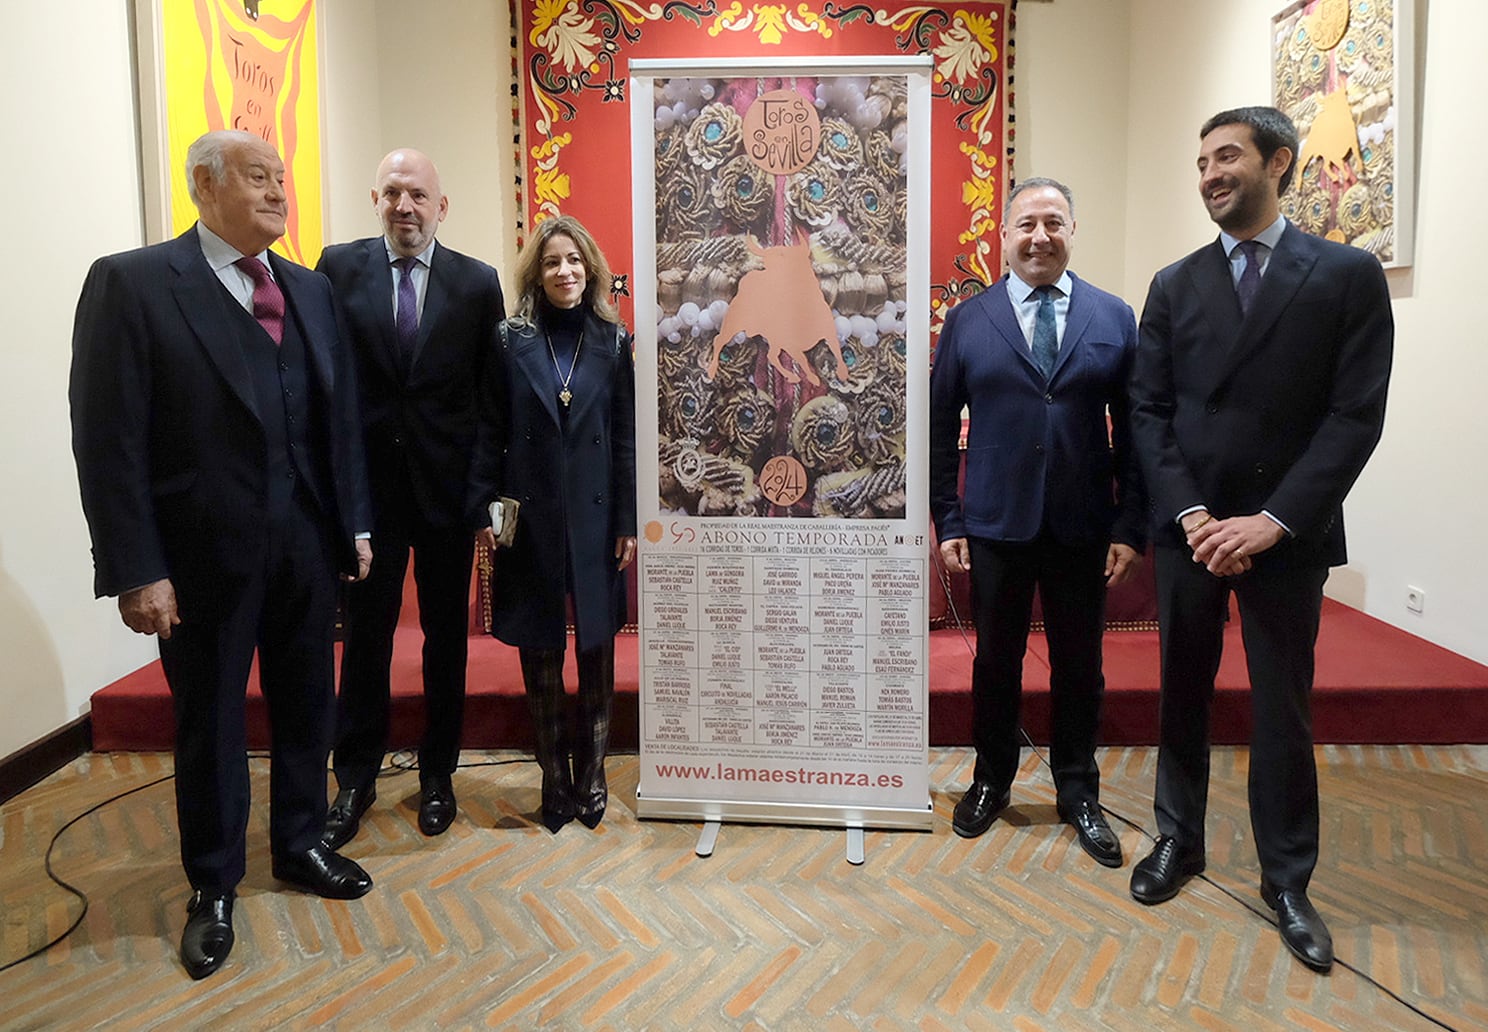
{"left": 511, "top": 214, "right": 619, "bottom": 324}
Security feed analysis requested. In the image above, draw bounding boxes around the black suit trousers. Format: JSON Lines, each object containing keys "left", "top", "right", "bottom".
{"left": 1152, "top": 545, "right": 1328, "bottom": 890}
{"left": 966, "top": 535, "right": 1108, "bottom": 807}
{"left": 159, "top": 492, "right": 336, "bottom": 895}
{"left": 334, "top": 471, "right": 473, "bottom": 789}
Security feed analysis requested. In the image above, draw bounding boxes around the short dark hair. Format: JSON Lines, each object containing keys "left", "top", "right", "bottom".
{"left": 1004, "top": 176, "right": 1074, "bottom": 218}
{"left": 1200, "top": 106, "right": 1300, "bottom": 195}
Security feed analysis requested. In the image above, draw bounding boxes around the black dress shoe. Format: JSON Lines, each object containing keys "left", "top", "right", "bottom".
{"left": 1058, "top": 800, "right": 1123, "bottom": 867}
{"left": 418, "top": 775, "right": 456, "bottom": 837}
{"left": 1129, "top": 835, "right": 1205, "bottom": 903}
{"left": 181, "top": 891, "right": 234, "bottom": 980}
{"left": 952, "top": 781, "right": 1010, "bottom": 838}
{"left": 273, "top": 845, "right": 373, "bottom": 899}
{"left": 576, "top": 804, "right": 606, "bottom": 830}
{"left": 1261, "top": 880, "right": 1334, "bottom": 972}
{"left": 322, "top": 784, "right": 376, "bottom": 850}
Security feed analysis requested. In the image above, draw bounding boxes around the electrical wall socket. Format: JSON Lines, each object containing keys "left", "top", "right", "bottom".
{"left": 1406, "top": 586, "right": 1425, "bottom": 614}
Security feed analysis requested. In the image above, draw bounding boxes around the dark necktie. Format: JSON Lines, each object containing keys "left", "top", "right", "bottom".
{"left": 1031, "top": 285, "right": 1058, "bottom": 379}
{"left": 1235, "top": 239, "right": 1263, "bottom": 317}
{"left": 394, "top": 256, "right": 420, "bottom": 368}
{"left": 234, "top": 256, "right": 284, "bottom": 345}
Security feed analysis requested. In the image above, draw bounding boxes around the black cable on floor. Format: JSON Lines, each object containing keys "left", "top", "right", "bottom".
{"left": 936, "top": 561, "right": 1461, "bottom": 1031}
{"left": 0, "top": 773, "right": 173, "bottom": 974}
{"left": 0, "top": 746, "right": 539, "bottom": 972}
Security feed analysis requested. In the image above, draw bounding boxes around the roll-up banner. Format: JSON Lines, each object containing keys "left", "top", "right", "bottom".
{"left": 632, "top": 58, "right": 933, "bottom": 830}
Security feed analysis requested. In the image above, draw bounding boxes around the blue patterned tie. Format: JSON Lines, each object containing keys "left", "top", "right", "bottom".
{"left": 1235, "top": 239, "right": 1263, "bottom": 317}
{"left": 394, "top": 256, "right": 419, "bottom": 369}
{"left": 1031, "top": 285, "right": 1058, "bottom": 379}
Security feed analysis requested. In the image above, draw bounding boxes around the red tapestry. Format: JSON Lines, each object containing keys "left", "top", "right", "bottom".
{"left": 513, "top": 0, "right": 1013, "bottom": 337}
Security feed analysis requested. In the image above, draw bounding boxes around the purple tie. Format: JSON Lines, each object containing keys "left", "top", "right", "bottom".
{"left": 1235, "top": 239, "right": 1263, "bottom": 317}
{"left": 234, "top": 256, "right": 284, "bottom": 344}
{"left": 394, "top": 256, "right": 419, "bottom": 367}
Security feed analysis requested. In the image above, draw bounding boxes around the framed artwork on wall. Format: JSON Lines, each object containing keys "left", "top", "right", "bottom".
{"left": 134, "top": 0, "right": 326, "bottom": 266}
{"left": 1271, "top": 0, "right": 1414, "bottom": 267}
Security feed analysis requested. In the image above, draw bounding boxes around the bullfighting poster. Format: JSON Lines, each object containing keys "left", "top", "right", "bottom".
{"left": 632, "top": 57, "right": 933, "bottom": 830}
{"left": 1271, "top": 0, "right": 1414, "bottom": 267}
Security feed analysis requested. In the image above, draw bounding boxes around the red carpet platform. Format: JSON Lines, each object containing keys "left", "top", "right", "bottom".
{"left": 90, "top": 596, "right": 1488, "bottom": 751}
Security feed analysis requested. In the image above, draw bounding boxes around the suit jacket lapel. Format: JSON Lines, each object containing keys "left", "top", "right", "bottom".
{"left": 361, "top": 239, "right": 402, "bottom": 378}
{"left": 273, "top": 253, "right": 336, "bottom": 395}
{"left": 1206, "top": 226, "right": 1319, "bottom": 392}
{"left": 512, "top": 322, "right": 563, "bottom": 427}
{"left": 1052, "top": 273, "right": 1094, "bottom": 381}
{"left": 1183, "top": 240, "right": 1246, "bottom": 399}
{"left": 982, "top": 277, "right": 1043, "bottom": 379}
{"left": 566, "top": 312, "right": 617, "bottom": 426}
{"left": 413, "top": 246, "right": 453, "bottom": 373}
{"left": 171, "top": 227, "right": 261, "bottom": 423}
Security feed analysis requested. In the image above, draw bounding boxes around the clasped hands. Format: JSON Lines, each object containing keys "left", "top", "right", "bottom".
{"left": 1183, "top": 510, "right": 1284, "bottom": 577}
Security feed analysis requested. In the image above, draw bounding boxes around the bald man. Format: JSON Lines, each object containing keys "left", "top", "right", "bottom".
{"left": 318, "top": 150, "right": 505, "bottom": 847}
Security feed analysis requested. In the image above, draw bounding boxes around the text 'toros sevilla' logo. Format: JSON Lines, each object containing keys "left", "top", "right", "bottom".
{"left": 742, "top": 90, "right": 821, "bottom": 176}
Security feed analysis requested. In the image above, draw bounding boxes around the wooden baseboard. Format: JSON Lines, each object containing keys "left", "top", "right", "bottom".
{"left": 0, "top": 716, "right": 93, "bottom": 805}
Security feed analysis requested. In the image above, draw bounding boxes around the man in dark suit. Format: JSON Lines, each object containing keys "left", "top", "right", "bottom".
{"left": 70, "top": 130, "right": 376, "bottom": 980}
{"left": 1128, "top": 107, "right": 1393, "bottom": 972}
{"left": 930, "top": 177, "right": 1145, "bottom": 866}
{"left": 318, "top": 149, "right": 505, "bottom": 847}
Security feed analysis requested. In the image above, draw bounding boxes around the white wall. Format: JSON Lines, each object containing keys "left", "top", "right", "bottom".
{"left": 1011, "top": 0, "right": 1132, "bottom": 293}
{"left": 1122, "top": 0, "right": 1488, "bottom": 664}
{"left": 0, "top": 0, "right": 155, "bottom": 760}
{"left": 368, "top": 0, "right": 517, "bottom": 272}
{"left": 321, "top": 1, "right": 516, "bottom": 273}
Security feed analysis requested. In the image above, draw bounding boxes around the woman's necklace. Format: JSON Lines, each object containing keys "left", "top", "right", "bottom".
{"left": 545, "top": 325, "right": 583, "bottom": 408}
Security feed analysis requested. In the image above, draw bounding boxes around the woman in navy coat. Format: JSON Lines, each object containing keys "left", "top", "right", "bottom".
{"left": 474, "top": 215, "right": 637, "bottom": 831}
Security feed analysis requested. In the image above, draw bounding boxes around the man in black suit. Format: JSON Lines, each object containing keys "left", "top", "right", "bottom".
{"left": 318, "top": 149, "right": 505, "bottom": 847}
{"left": 930, "top": 178, "right": 1145, "bottom": 865}
{"left": 70, "top": 130, "right": 376, "bottom": 980}
{"left": 1128, "top": 107, "right": 1393, "bottom": 972}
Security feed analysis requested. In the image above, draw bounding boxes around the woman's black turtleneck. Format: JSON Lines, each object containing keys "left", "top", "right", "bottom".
{"left": 538, "top": 294, "right": 587, "bottom": 418}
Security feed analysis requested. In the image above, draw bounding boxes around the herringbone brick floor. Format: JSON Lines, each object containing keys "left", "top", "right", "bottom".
{"left": 2, "top": 746, "right": 1485, "bottom": 1030}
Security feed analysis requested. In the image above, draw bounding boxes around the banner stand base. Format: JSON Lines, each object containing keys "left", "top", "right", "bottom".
{"left": 637, "top": 792, "right": 934, "bottom": 833}
{"left": 695, "top": 819, "right": 720, "bottom": 858}
{"left": 846, "top": 826, "right": 865, "bottom": 866}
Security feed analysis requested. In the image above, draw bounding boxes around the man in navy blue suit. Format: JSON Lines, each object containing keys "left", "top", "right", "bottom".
{"left": 1128, "top": 107, "right": 1392, "bottom": 973}
{"left": 71, "top": 130, "right": 376, "bottom": 980}
{"left": 930, "top": 177, "right": 1145, "bottom": 866}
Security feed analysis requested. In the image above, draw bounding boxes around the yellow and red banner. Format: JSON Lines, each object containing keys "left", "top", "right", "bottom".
{"left": 154, "top": 0, "right": 323, "bottom": 265}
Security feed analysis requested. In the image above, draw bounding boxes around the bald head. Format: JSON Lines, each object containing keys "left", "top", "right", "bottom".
{"left": 373, "top": 148, "right": 447, "bottom": 256}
